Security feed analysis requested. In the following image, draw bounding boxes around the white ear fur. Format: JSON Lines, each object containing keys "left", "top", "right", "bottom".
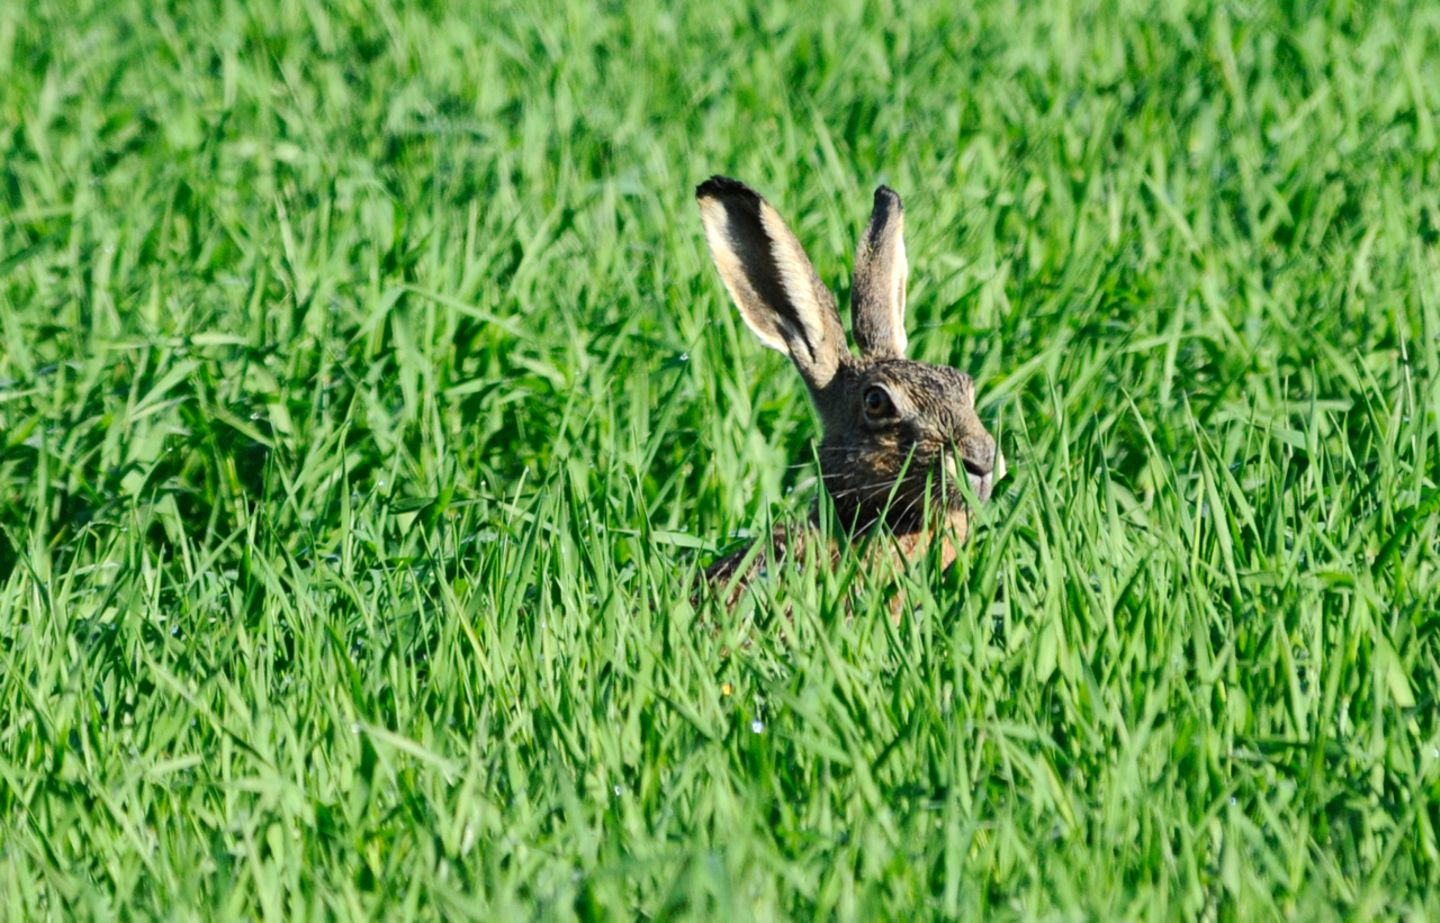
{"left": 696, "top": 177, "right": 845, "bottom": 390}
{"left": 697, "top": 196, "right": 790, "bottom": 353}
{"left": 756, "top": 200, "right": 834, "bottom": 366}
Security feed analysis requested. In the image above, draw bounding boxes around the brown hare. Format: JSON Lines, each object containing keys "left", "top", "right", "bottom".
{"left": 696, "top": 176, "right": 1004, "bottom": 611}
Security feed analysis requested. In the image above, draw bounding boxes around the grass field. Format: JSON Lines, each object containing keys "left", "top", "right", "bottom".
{"left": 2, "top": 0, "right": 1439, "bottom": 918}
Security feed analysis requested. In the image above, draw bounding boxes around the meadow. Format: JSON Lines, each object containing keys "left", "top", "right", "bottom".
{"left": 1, "top": 0, "right": 1438, "bottom": 918}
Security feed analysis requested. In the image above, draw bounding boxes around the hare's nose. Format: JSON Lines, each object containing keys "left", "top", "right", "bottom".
{"left": 960, "top": 434, "right": 998, "bottom": 478}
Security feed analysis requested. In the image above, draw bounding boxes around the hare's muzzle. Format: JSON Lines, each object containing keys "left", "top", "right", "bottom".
{"left": 950, "top": 436, "right": 1001, "bottom": 503}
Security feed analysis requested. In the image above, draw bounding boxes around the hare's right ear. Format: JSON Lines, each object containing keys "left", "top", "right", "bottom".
{"left": 851, "top": 186, "right": 908, "bottom": 358}
{"left": 696, "top": 177, "right": 847, "bottom": 391}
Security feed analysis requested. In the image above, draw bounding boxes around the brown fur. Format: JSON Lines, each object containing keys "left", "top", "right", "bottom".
{"left": 696, "top": 177, "right": 1002, "bottom": 618}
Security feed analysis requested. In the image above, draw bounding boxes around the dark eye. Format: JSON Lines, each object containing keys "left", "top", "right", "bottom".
{"left": 862, "top": 386, "right": 894, "bottom": 419}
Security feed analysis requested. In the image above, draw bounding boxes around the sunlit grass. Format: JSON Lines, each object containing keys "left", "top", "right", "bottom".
{"left": 1, "top": 0, "right": 1438, "bottom": 919}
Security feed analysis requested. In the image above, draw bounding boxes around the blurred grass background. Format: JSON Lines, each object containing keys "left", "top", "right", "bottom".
{"left": 1, "top": 0, "right": 1438, "bottom": 918}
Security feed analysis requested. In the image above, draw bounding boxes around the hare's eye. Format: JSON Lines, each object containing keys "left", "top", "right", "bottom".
{"left": 862, "top": 386, "right": 894, "bottom": 420}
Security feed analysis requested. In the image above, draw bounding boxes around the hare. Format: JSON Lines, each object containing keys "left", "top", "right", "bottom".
{"left": 696, "top": 176, "right": 1004, "bottom": 609}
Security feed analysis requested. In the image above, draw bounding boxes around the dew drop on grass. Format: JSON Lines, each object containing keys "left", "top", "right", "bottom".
{"left": 751, "top": 719, "right": 764, "bottom": 734}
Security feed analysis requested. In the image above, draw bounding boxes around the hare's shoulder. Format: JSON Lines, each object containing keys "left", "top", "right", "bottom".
{"left": 702, "top": 525, "right": 827, "bottom": 608}
{"left": 699, "top": 509, "right": 967, "bottom": 613}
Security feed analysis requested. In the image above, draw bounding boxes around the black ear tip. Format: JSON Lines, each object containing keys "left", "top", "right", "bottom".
{"left": 873, "top": 185, "right": 903, "bottom": 212}
{"left": 696, "top": 175, "right": 755, "bottom": 201}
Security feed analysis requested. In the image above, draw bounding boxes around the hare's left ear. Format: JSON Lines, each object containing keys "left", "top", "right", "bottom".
{"left": 851, "top": 186, "right": 908, "bottom": 358}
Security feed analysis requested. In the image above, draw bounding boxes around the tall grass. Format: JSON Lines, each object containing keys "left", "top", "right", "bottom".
{"left": 1, "top": 0, "right": 1437, "bottom": 918}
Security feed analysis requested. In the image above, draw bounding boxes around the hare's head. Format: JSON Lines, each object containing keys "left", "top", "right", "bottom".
{"left": 697, "top": 176, "right": 1003, "bottom": 535}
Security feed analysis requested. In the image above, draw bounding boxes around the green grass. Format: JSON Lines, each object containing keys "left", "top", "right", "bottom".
{"left": 2, "top": 0, "right": 1438, "bottom": 918}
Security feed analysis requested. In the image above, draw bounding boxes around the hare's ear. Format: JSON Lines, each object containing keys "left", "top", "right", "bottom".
{"left": 851, "top": 186, "right": 908, "bottom": 358}
{"left": 696, "top": 176, "right": 847, "bottom": 391}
